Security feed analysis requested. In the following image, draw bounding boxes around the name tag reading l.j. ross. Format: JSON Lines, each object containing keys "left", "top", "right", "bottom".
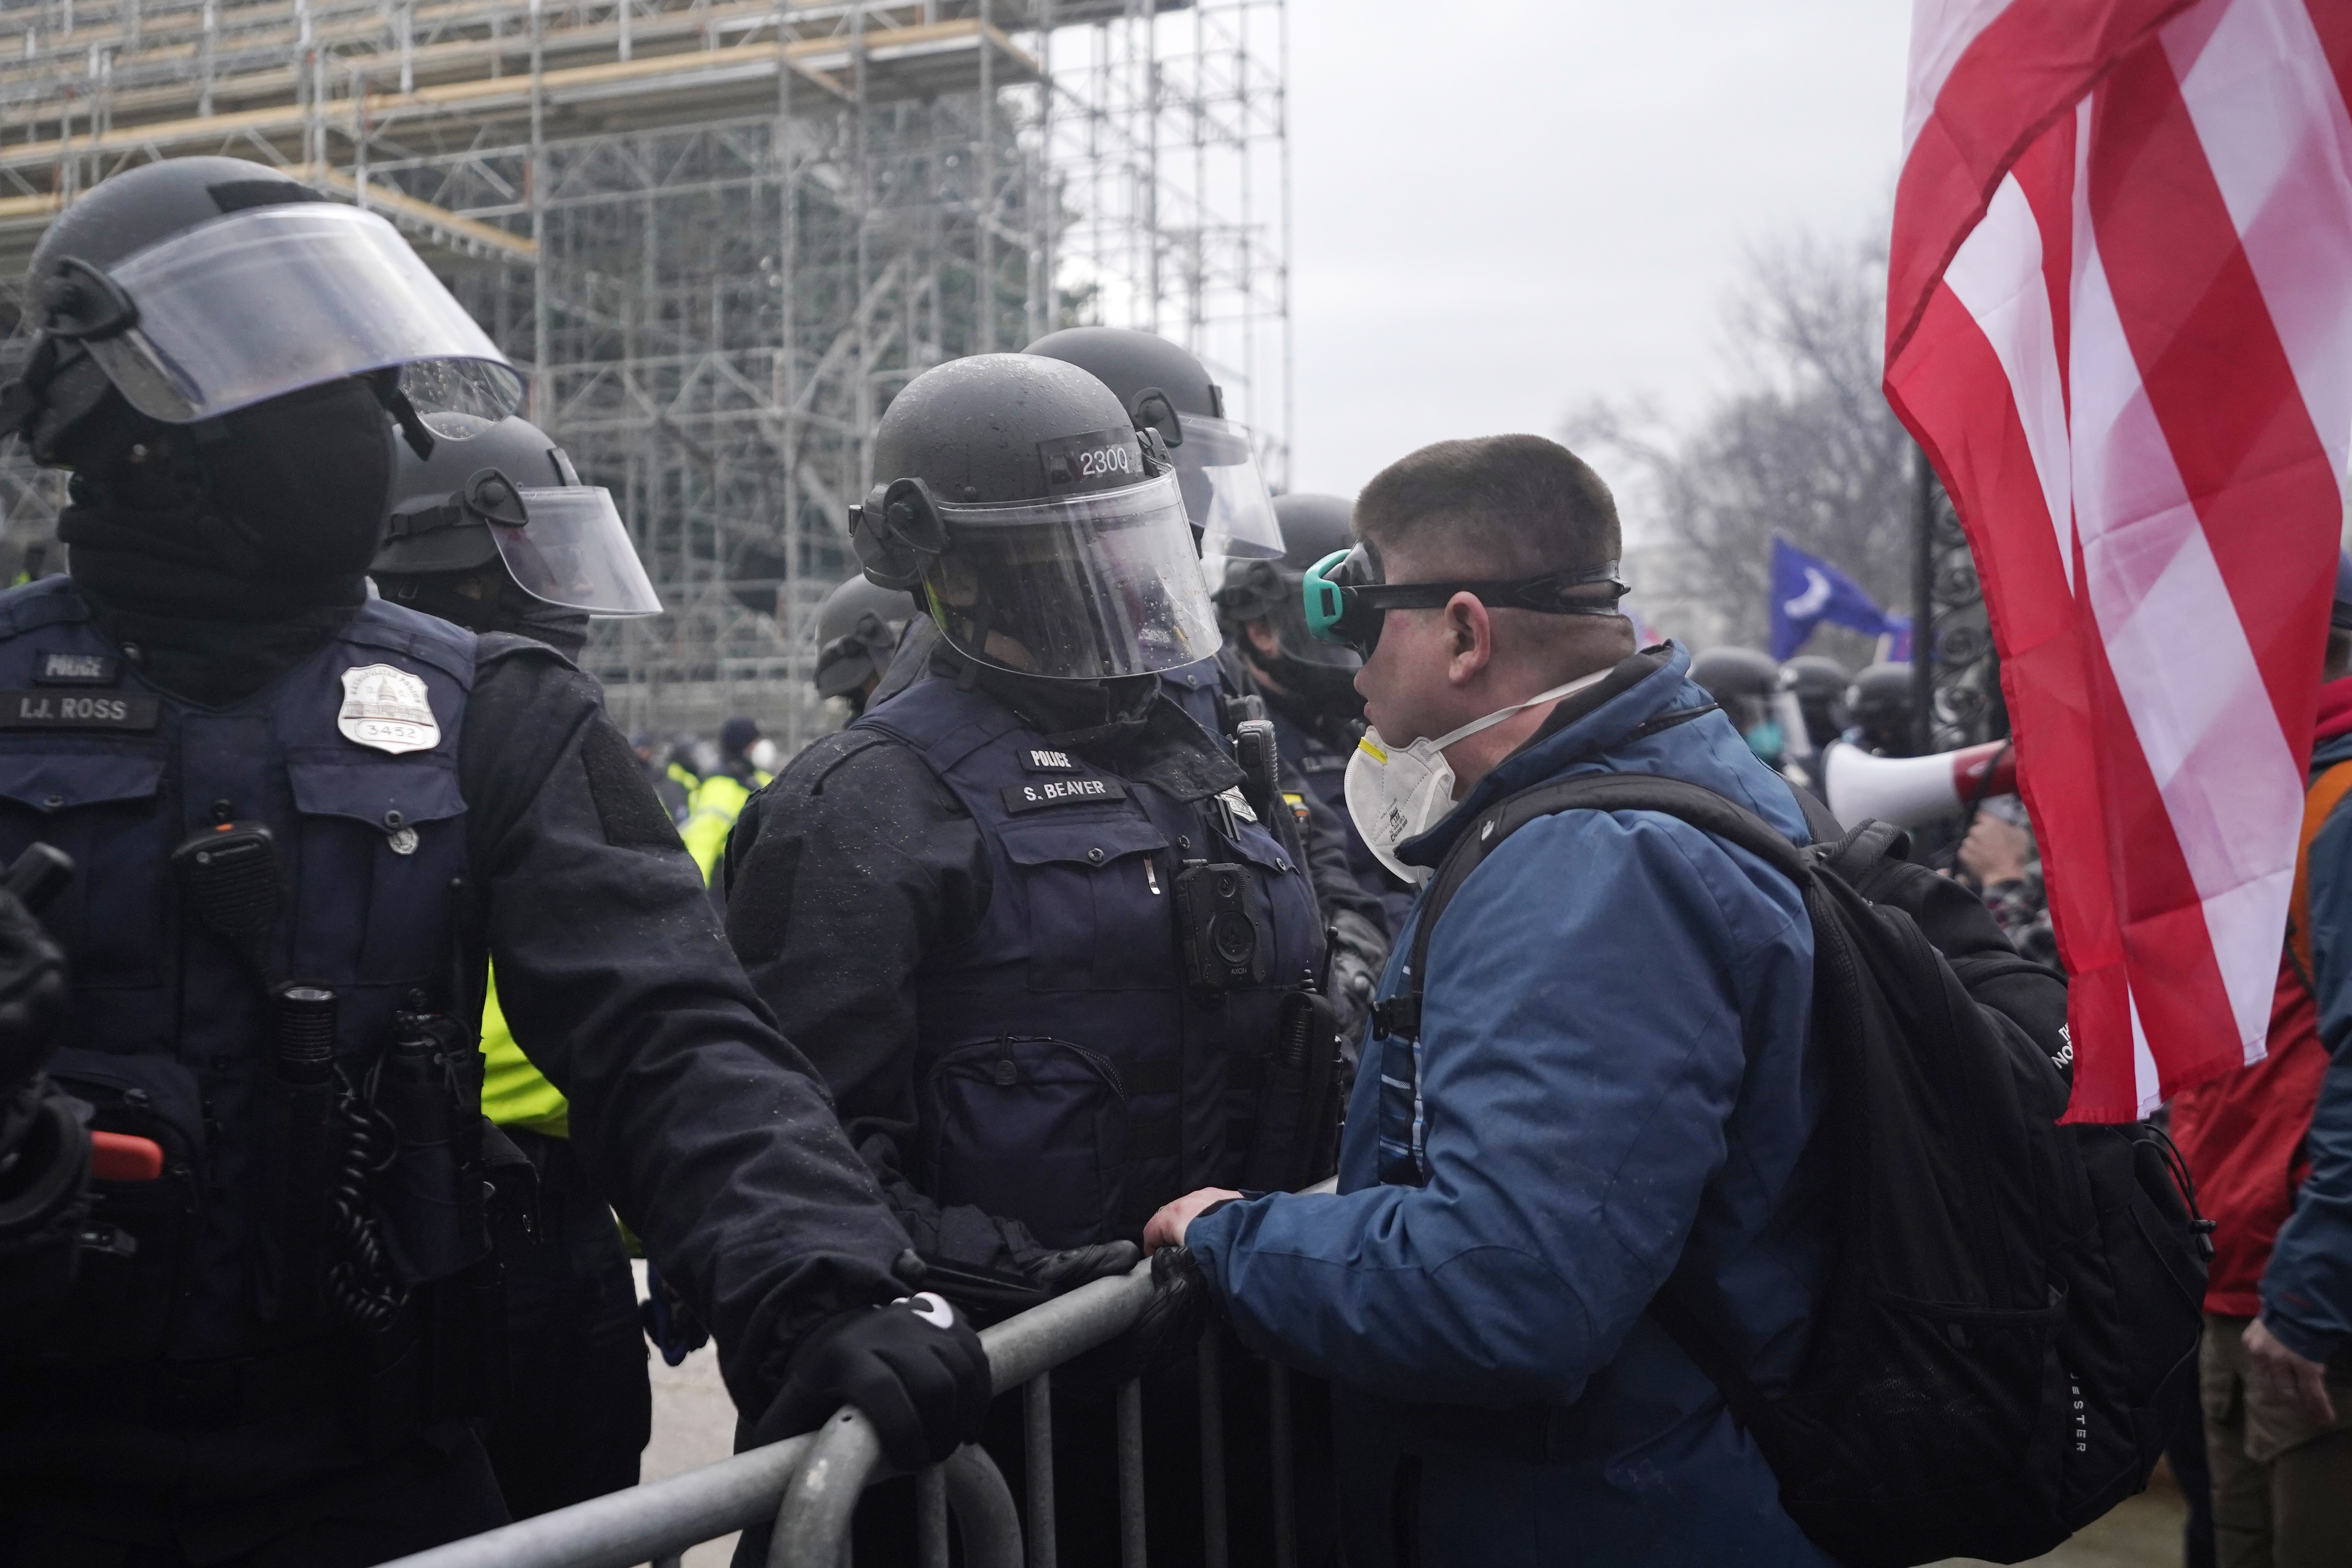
{"left": 0, "top": 691, "right": 159, "bottom": 730}
{"left": 1001, "top": 777, "right": 1128, "bottom": 814}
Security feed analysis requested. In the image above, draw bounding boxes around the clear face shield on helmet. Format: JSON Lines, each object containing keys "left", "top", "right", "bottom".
{"left": 54, "top": 202, "right": 521, "bottom": 425}
{"left": 492, "top": 486, "right": 663, "bottom": 616}
{"left": 913, "top": 470, "right": 1222, "bottom": 681}
{"left": 1168, "top": 411, "right": 1284, "bottom": 564}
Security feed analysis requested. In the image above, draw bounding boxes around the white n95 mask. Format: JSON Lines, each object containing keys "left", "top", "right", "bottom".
{"left": 1345, "top": 671, "right": 1611, "bottom": 886}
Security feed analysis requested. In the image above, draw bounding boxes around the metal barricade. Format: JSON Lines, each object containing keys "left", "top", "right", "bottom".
{"left": 378, "top": 1256, "right": 1305, "bottom": 1568}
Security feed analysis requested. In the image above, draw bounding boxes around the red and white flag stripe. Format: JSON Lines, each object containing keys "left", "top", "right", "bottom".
{"left": 1886, "top": 0, "right": 2352, "bottom": 1121}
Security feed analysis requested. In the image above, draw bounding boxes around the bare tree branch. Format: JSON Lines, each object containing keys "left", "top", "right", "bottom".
{"left": 1570, "top": 225, "right": 1911, "bottom": 662}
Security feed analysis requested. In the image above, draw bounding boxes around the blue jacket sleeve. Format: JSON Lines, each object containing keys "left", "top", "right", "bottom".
{"left": 2263, "top": 806, "right": 2352, "bottom": 1363}
{"left": 1187, "top": 808, "right": 1812, "bottom": 1409}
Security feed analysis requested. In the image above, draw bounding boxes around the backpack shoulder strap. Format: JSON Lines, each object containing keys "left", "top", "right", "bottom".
{"left": 1370, "top": 772, "right": 1806, "bottom": 1040}
{"left": 2288, "top": 756, "right": 2352, "bottom": 984}
{"left": 1364, "top": 766, "right": 1814, "bottom": 1436}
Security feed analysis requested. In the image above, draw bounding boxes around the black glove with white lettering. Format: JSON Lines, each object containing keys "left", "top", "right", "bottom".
{"left": 751, "top": 1292, "right": 994, "bottom": 1471}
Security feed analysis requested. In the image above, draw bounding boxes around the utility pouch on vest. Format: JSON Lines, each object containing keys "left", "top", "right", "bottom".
{"left": 1173, "top": 860, "right": 1272, "bottom": 990}
{"left": 927, "top": 1035, "right": 1132, "bottom": 1250}
{"left": 373, "top": 1009, "right": 495, "bottom": 1285}
{"left": 256, "top": 985, "right": 338, "bottom": 1330}
{"left": 1242, "top": 982, "right": 1342, "bottom": 1193}
{"left": 478, "top": 1119, "right": 541, "bottom": 1255}
{"left": 36, "top": 1048, "right": 207, "bottom": 1365}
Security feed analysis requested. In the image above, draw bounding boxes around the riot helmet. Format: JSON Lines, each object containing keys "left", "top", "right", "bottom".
{"left": 814, "top": 573, "right": 916, "bottom": 705}
{"left": 1217, "top": 492, "right": 1364, "bottom": 719}
{"left": 1846, "top": 662, "right": 1918, "bottom": 755}
{"left": 1690, "top": 645, "right": 1786, "bottom": 763}
{"left": 373, "top": 412, "right": 660, "bottom": 618}
{"left": 1777, "top": 653, "right": 1851, "bottom": 750}
{"left": 1022, "top": 327, "right": 1284, "bottom": 562}
{"left": 2, "top": 158, "right": 518, "bottom": 459}
{"left": 3, "top": 160, "right": 526, "bottom": 616}
{"left": 853, "top": 354, "right": 1220, "bottom": 683}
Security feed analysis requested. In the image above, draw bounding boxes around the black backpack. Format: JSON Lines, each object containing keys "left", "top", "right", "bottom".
{"left": 1381, "top": 773, "right": 2208, "bottom": 1568}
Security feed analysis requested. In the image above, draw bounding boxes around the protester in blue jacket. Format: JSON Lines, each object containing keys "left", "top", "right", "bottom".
{"left": 2247, "top": 665, "right": 2352, "bottom": 1443}
{"left": 1147, "top": 435, "right": 1836, "bottom": 1567}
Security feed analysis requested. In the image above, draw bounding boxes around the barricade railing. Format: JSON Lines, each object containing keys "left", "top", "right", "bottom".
{"left": 379, "top": 1254, "right": 1297, "bottom": 1568}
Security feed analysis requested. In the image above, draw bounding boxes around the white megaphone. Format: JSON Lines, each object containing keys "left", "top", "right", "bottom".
{"left": 1821, "top": 739, "right": 2017, "bottom": 831}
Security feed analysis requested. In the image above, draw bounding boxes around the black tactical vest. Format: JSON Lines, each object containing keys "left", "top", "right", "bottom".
{"left": 857, "top": 673, "right": 1325, "bottom": 1247}
{"left": 0, "top": 578, "right": 489, "bottom": 1377}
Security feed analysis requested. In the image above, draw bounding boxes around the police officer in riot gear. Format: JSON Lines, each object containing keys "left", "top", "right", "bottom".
{"left": 1846, "top": 661, "right": 1919, "bottom": 756}
{"left": 371, "top": 411, "right": 662, "bottom": 1520}
{"left": 1691, "top": 644, "right": 1789, "bottom": 766}
{"left": 723, "top": 352, "right": 1334, "bottom": 1563}
{"left": 0, "top": 158, "right": 987, "bottom": 1562}
{"left": 1022, "top": 327, "right": 1390, "bottom": 1033}
{"left": 1778, "top": 653, "right": 1851, "bottom": 755}
{"left": 813, "top": 573, "right": 916, "bottom": 720}
{"left": 1216, "top": 491, "right": 1411, "bottom": 932}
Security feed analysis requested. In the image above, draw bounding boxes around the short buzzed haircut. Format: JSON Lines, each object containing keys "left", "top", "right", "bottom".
{"left": 1355, "top": 434, "right": 1620, "bottom": 580}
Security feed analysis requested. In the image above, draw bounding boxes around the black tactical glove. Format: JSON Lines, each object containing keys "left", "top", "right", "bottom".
{"left": 1030, "top": 1239, "right": 1142, "bottom": 1293}
{"left": 0, "top": 889, "right": 67, "bottom": 1177}
{"left": 0, "top": 887, "right": 65, "bottom": 1099}
{"left": 1060, "top": 1244, "right": 1210, "bottom": 1397}
{"left": 879, "top": 1178, "right": 1141, "bottom": 1319}
{"left": 640, "top": 1261, "right": 710, "bottom": 1367}
{"left": 751, "top": 1292, "right": 994, "bottom": 1472}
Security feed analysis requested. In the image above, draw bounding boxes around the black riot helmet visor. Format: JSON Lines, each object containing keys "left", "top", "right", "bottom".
{"left": 51, "top": 201, "right": 520, "bottom": 426}
{"left": 1021, "top": 326, "right": 1284, "bottom": 560}
{"left": 887, "top": 467, "right": 1218, "bottom": 681}
{"left": 375, "top": 412, "right": 659, "bottom": 616}
{"left": 855, "top": 353, "right": 1222, "bottom": 681}
{"left": 1166, "top": 410, "right": 1284, "bottom": 562}
{"left": 1304, "top": 539, "right": 1629, "bottom": 659}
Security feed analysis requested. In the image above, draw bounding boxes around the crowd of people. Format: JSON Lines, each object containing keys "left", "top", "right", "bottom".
{"left": 0, "top": 155, "right": 2338, "bottom": 1568}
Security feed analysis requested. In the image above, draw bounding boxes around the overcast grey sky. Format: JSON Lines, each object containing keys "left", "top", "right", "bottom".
{"left": 1282, "top": 0, "right": 1912, "bottom": 501}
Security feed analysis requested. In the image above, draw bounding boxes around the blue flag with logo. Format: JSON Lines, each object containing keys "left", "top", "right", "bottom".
{"left": 1770, "top": 535, "right": 1905, "bottom": 660}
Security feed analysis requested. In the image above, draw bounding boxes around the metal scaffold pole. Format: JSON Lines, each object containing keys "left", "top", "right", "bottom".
{"left": 0, "top": 0, "right": 1291, "bottom": 751}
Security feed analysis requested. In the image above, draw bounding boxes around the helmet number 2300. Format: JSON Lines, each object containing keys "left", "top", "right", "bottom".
{"left": 1076, "top": 445, "right": 1135, "bottom": 481}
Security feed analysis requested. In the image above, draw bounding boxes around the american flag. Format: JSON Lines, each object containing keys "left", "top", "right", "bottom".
{"left": 1885, "top": 0, "right": 2352, "bottom": 1121}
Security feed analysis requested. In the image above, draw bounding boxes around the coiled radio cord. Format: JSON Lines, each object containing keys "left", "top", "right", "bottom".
{"left": 324, "top": 1059, "right": 407, "bottom": 1335}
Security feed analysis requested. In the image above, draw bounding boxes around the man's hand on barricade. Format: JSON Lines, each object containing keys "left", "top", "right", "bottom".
{"left": 1144, "top": 1186, "right": 1240, "bottom": 1254}
{"left": 751, "top": 1291, "right": 993, "bottom": 1471}
{"left": 2245, "top": 1316, "right": 2338, "bottom": 1426}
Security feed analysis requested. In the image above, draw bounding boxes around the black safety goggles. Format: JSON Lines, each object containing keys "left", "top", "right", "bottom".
{"left": 1302, "top": 542, "right": 1628, "bottom": 657}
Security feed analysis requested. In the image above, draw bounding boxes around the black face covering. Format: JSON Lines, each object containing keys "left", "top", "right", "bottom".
{"left": 194, "top": 378, "right": 396, "bottom": 585}
{"left": 57, "top": 378, "right": 394, "bottom": 621}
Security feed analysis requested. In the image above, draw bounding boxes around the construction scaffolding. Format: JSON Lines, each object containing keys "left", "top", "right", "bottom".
{"left": 0, "top": 0, "right": 1290, "bottom": 745}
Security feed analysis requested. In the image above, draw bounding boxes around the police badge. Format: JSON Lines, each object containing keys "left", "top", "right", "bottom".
{"left": 338, "top": 665, "right": 441, "bottom": 755}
